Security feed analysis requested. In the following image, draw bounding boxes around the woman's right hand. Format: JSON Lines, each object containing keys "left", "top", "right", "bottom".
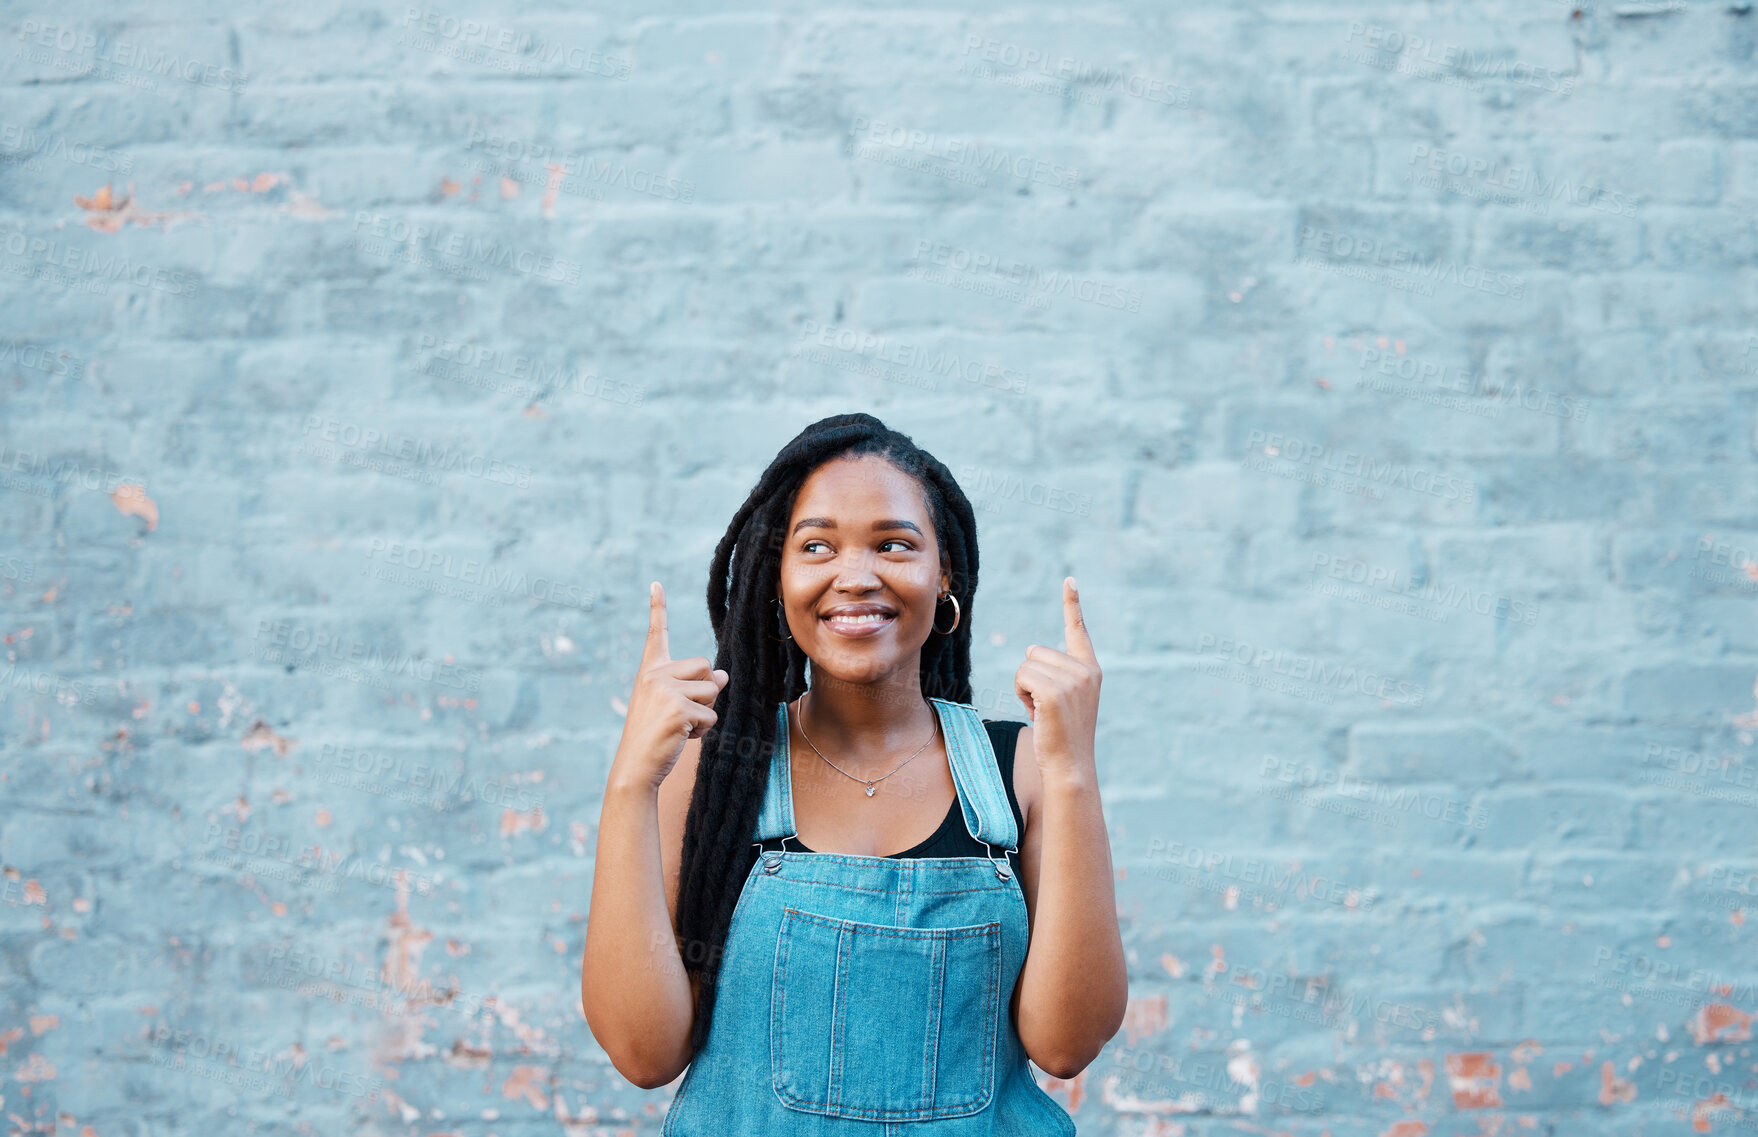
{"left": 612, "top": 581, "right": 729, "bottom": 789}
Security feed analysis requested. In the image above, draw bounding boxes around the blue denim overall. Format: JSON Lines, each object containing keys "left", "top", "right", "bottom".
{"left": 662, "top": 696, "right": 1077, "bottom": 1136}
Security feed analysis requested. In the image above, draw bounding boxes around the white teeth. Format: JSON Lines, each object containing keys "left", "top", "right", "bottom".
{"left": 828, "top": 613, "right": 891, "bottom": 625}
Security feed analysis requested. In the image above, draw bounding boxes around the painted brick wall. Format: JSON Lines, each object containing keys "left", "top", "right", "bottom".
{"left": 2, "top": 2, "right": 1755, "bottom": 1134}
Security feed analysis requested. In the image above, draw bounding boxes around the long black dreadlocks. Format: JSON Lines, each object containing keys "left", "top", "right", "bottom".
{"left": 673, "top": 411, "right": 981, "bottom": 1054}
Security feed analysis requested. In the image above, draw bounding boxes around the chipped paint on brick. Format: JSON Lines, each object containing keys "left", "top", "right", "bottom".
{"left": 1598, "top": 1059, "right": 1636, "bottom": 1105}
{"left": 1446, "top": 1052, "right": 1502, "bottom": 1109}
{"left": 500, "top": 805, "right": 548, "bottom": 837}
{"left": 242, "top": 719, "right": 296, "bottom": 757}
{"left": 74, "top": 183, "right": 203, "bottom": 232}
{"left": 502, "top": 1063, "right": 550, "bottom": 1109}
{"left": 110, "top": 482, "right": 158, "bottom": 530}
{"left": 1121, "top": 994, "right": 1168, "bottom": 1044}
{"left": 1690, "top": 1004, "right": 1754, "bottom": 1044}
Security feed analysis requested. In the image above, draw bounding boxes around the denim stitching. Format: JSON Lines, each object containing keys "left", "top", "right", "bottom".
{"left": 983, "top": 911, "right": 999, "bottom": 1108}
{"left": 782, "top": 907, "right": 1000, "bottom": 939}
{"left": 759, "top": 861, "right": 1012, "bottom": 895}
{"left": 924, "top": 932, "right": 943, "bottom": 1110}
{"left": 829, "top": 919, "right": 846, "bottom": 1107}
{"left": 769, "top": 902, "right": 792, "bottom": 1107}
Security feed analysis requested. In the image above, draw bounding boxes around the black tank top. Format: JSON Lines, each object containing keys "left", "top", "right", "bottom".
{"left": 756, "top": 719, "right": 1029, "bottom": 864}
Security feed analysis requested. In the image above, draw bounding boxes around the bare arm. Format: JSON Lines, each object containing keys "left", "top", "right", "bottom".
{"left": 581, "top": 740, "right": 700, "bottom": 1088}
{"left": 580, "top": 582, "right": 724, "bottom": 1089}
{"left": 1008, "top": 577, "right": 1128, "bottom": 1079}
{"left": 1011, "top": 724, "right": 1128, "bottom": 1080}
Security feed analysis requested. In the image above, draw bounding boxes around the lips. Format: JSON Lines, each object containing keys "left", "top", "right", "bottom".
{"left": 821, "top": 606, "right": 897, "bottom": 637}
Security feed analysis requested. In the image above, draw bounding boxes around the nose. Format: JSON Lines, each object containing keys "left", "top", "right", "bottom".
{"left": 830, "top": 548, "right": 882, "bottom": 592}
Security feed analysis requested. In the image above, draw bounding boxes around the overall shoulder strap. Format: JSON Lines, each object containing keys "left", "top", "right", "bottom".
{"left": 932, "top": 697, "right": 1020, "bottom": 851}
{"left": 750, "top": 701, "right": 795, "bottom": 843}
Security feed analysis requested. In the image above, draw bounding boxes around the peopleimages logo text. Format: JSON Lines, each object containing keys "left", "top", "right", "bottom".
{"left": 911, "top": 240, "right": 1142, "bottom": 312}
{"left": 14, "top": 22, "right": 249, "bottom": 92}
{"left": 351, "top": 212, "right": 583, "bottom": 284}
{"left": 1197, "top": 633, "right": 1426, "bottom": 706}
{"left": 1343, "top": 23, "right": 1576, "bottom": 94}
{"left": 462, "top": 130, "right": 692, "bottom": 202}
{"left": 1298, "top": 226, "right": 1524, "bottom": 299}
{"left": 845, "top": 117, "right": 1078, "bottom": 189}
{"left": 252, "top": 619, "right": 483, "bottom": 693}
{"left": 2, "top": 232, "right": 200, "bottom": 296}
{"left": 1407, "top": 144, "right": 1636, "bottom": 218}
{"left": 0, "top": 122, "right": 132, "bottom": 174}
{"left": 1245, "top": 429, "right": 1477, "bottom": 502}
{"left": 795, "top": 320, "right": 1029, "bottom": 394}
{"left": 148, "top": 1023, "right": 383, "bottom": 1099}
{"left": 315, "top": 741, "right": 545, "bottom": 811}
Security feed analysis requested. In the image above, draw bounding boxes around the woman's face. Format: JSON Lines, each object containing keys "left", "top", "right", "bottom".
{"left": 777, "top": 455, "right": 949, "bottom": 687}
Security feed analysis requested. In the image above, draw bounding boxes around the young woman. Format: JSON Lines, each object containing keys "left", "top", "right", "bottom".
{"left": 582, "top": 412, "right": 1126, "bottom": 1133}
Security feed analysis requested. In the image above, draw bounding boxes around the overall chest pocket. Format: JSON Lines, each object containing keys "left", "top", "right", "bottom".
{"left": 771, "top": 906, "right": 1002, "bottom": 1122}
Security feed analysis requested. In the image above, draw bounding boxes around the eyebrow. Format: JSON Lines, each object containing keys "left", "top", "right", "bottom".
{"left": 791, "top": 517, "right": 924, "bottom": 537}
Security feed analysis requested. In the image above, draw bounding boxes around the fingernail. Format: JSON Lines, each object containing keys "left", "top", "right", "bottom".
{"left": 1068, "top": 576, "right": 1077, "bottom": 592}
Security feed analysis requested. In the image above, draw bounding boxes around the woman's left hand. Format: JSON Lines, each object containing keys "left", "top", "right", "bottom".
{"left": 1014, "top": 576, "right": 1101, "bottom": 776}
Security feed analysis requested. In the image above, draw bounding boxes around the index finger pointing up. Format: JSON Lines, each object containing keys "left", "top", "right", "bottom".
{"left": 1062, "top": 576, "right": 1097, "bottom": 663}
{"left": 643, "top": 580, "right": 671, "bottom": 666}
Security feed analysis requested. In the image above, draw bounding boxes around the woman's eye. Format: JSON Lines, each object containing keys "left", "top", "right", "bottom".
{"left": 800, "top": 538, "right": 911, "bottom": 554}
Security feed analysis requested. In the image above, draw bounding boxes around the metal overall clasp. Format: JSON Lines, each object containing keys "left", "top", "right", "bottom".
{"left": 755, "top": 835, "right": 794, "bottom": 874}
{"left": 980, "top": 838, "right": 1013, "bottom": 881}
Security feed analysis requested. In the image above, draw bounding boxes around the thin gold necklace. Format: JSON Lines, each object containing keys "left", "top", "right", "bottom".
{"left": 794, "top": 689, "right": 938, "bottom": 797}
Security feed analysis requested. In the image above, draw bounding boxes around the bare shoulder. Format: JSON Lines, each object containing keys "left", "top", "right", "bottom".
{"left": 656, "top": 736, "right": 700, "bottom": 934}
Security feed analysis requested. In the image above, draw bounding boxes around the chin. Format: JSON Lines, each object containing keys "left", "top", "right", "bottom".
{"left": 807, "top": 655, "right": 907, "bottom": 689}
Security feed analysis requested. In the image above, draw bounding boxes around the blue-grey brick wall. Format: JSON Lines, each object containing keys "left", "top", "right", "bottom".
{"left": 1, "top": 2, "right": 1754, "bottom": 1134}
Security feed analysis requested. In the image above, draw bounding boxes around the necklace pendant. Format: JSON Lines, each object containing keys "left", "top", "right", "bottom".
{"left": 864, "top": 784, "right": 876, "bottom": 797}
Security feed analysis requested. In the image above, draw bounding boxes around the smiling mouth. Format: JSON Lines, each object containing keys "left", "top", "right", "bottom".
{"left": 822, "top": 612, "right": 897, "bottom": 636}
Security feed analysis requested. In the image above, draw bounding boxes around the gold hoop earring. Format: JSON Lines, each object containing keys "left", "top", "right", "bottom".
{"left": 932, "top": 592, "right": 960, "bottom": 635}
